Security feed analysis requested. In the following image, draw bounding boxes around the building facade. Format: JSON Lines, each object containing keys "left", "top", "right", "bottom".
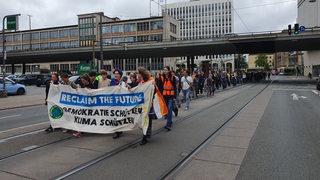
{"left": 248, "top": 54, "right": 275, "bottom": 69}
{"left": 298, "top": 0, "right": 320, "bottom": 77}
{"left": 0, "top": 12, "right": 180, "bottom": 75}
{"left": 166, "top": 0, "right": 235, "bottom": 72}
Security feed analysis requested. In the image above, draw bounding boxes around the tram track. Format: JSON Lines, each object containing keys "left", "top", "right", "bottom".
{"left": 0, "top": 83, "right": 259, "bottom": 179}
{"left": 54, "top": 84, "right": 262, "bottom": 180}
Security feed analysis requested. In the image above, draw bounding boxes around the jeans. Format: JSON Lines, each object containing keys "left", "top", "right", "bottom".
{"left": 183, "top": 89, "right": 190, "bottom": 108}
{"left": 175, "top": 91, "right": 181, "bottom": 108}
{"left": 164, "top": 97, "right": 173, "bottom": 127}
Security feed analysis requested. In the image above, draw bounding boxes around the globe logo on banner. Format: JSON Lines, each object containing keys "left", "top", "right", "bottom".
{"left": 50, "top": 105, "right": 64, "bottom": 119}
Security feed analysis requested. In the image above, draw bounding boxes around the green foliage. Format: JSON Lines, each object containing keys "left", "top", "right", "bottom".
{"left": 235, "top": 54, "right": 248, "bottom": 69}
{"left": 255, "top": 54, "right": 270, "bottom": 71}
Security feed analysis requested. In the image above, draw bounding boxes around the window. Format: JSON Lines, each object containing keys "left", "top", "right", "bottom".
{"left": 70, "top": 28, "right": 78, "bottom": 36}
{"left": 70, "top": 40, "right": 78, "bottom": 47}
{"left": 112, "top": 25, "right": 124, "bottom": 33}
{"left": 138, "top": 58, "right": 150, "bottom": 70}
{"left": 70, "top": 64, "right": 78, "bottom": 72}
{"left": 124, "top": 37, "right": 135, "bottom": 42}
{"left": 40, "top": 32, "right": 49, "bottom": 39}
{"left": 13, "top": 45, "right": 21, "bottom": 51}
{"left": 137, "top": 22, "right": 149, "bottom": 31}
{"left": 60, "top": 64, "right": 70, "bottom": 70}
{"left": 60, "top": 41, "right": 70, "bottom": 48}
{"left": 113, "top": 59, "right": 124, "bottom": 69}
{"left": 150, "top": 34, "right": 162, "bottom": 41}
{"left": 13, "top": 34, "right": 21, "bottom": 42}
{"left": 151, "top": 21, "right": 163, "bottom": 30}
{"left": 5, "top": 35, "right": 12, "bottom": 42}
{"left": 23, "top": 44, "right": 30, "bottom": 51}
{"left": 50, "top": 64, "right": 59, "bottom": 72}
{"left": 40, "top": 43, "right": 49, "bottom": 49}
{"left": 102, "top": 25, "right": 111, "bottom": 34}
{"left": 59, "top": 30, "right": 69, "bottom": 38}
{"left": 125, "top": 58, "right": 136, "bottom": 71}
{"left": 31, "top": 33, "right": 39, "bottom": 40}
{"left": 124, "top": 24, "right": 136, "bottom": 32}
{"left": 151, "top": 58, "right": 163, "bottom": 70}
{"left": 22, "top": 34, "right": 30, "bottom": 41}
{"left": 170, "top": 23, "right": 177, "bottom": 34}
{"left": 32, "top": 44, "right": 40, "bottom": 50}
{"left": 137, "top": 35, "right": 149, "bottom": 42}
{"left": 50, "top": 31, "right": 58, "bottom": 38}
{"left": 112, "top": 37, "right": 124, "bottom": 44}
{"left": 50, "top": 42, "right": 59, "bottom": 48}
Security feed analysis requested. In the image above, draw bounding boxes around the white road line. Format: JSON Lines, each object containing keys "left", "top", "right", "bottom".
{"left": 312, "top": 90, "right": 319, "bottom": 95}
{"left": 0, "top": 121, "right": 49, "bottom": 134}
{"left": 22, "top": 145, "right": 39, "bottom": 151}
{"left": 273, "top": 88, "right": 312, "bottom": 91}
{"left": 0, "top": 114, "right": 22, "bottom": 120}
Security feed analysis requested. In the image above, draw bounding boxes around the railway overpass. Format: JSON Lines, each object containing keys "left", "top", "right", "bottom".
{"left": 2, "top": 28, "right": 320, "bottom": 64}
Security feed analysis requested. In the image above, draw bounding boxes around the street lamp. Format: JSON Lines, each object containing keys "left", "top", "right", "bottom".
{"left": 1, "top": 14, "right": 20, "bottom": 98}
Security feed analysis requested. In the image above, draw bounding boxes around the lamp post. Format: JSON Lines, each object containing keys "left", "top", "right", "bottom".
{"left": 1, "top": 14, "right": 20, "bottom": 98}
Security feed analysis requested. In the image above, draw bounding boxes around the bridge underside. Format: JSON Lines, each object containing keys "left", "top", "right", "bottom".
{"left": 3, "top": 34, "right": 320, "bottom": 64}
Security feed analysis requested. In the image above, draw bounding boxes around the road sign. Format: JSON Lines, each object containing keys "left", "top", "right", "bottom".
{"left": 78, "top": 64, "right": 91, "bottom": 75}
{"left": 6, "top": 16, "right": 18, "bottom": 30}
{"left": 299, "top": 26, "right": 306, "bottom": 32}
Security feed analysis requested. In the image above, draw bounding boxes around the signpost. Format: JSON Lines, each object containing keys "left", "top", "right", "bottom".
{"left": 299, "top": 26, "right": 306, "bottom": 32}
{"left": 1, "top": 14, "right": 20, "bottom": 98}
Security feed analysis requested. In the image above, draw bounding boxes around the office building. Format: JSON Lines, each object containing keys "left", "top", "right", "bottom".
{"left": 166, "top": 0, "right": 235, "bottom": 72}
{"left": 0, "top": 12, "right": 179, "bottom": 75}
{"left": 298, "top": 0, "right": 320, "bottom": 77}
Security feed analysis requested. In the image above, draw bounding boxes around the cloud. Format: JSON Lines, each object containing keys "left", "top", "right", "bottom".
{"left": 0, "top": 0, "right": 297, "bottom": 33}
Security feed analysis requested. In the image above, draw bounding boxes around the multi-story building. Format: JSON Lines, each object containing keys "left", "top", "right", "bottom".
{"left": 248, "top": 54, "right": 275, "bottom": 69}
{"left": 0, "top": 12, "right": 179, "bottom": 75}
{"left": 298, "top": 0, "right": 320, "bottom": 77}
{"left": 275, "top": 52, "right": 303, "bottom": 69}
{"left": 166, "top": 0, "right": 235, "bottom": 72}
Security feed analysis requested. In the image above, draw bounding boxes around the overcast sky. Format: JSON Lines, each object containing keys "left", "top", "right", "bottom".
{"left": 0, "top": 0, "right": 297, "bottom": 33}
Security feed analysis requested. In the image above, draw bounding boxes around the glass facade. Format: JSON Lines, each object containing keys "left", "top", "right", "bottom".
{"left": 124, "top": 24, "right": 136, "bottom": 32}
{"left": 59, "top": 30, "right": 69, "bottom": 38}
{"left": 112, "top": 25, "right": 124, "bottom": 33}
{"left": 50, "top": 31, "right": 59, "bottom": 38}
{"left": 40, "top": 32, "right": 49, "bottom": 39}
{"left": 150, "top": 21, "right": 163, "bottom": 30}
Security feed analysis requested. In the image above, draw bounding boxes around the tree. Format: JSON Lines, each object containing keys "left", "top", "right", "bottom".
{"left": 255, "top": 54, "right": 270, "bottom": 70}
{"left": 235, "top": 54, "right": 248, "bottom": 69}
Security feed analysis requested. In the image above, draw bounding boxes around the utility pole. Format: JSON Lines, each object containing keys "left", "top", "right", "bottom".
{"left": 99, "top": 13, "right": 104, "bottom": 70}
{"left": 27, "top": 15, "right": 32, "bottom": 50}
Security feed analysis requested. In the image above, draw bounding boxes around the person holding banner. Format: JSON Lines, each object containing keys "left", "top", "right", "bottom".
{"left": 44, "top": 73, "right": 60, "bottom": 132}
{"left": 110, "top": 69, "right": 127, "bottom": 139}
{"left": 160, "top": 66, "right": 177, "bottom": 131}
{"left": 136, "top": 67, "right": 156, "bottom": 145}
{"left": 98, "top": 70, "right": 110, "bottom": 89}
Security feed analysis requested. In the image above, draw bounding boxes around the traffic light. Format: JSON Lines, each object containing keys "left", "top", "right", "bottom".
{"left": 294, "top": 23, "right": 299, "bottom": 34}
{"left": 288, "top": 24, "right": 292, "bottom": 35}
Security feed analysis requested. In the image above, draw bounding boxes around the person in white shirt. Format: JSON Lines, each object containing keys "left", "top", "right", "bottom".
{"left": 98, "top": 70, "right": 111, "bottom": 89}
{"left": 180, "top": 70, "right": 193, "bottom": 110}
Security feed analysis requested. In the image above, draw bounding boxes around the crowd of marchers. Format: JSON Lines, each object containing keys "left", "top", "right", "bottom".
{"left": 44, "top": 67, "right": 265, "bottom": 145}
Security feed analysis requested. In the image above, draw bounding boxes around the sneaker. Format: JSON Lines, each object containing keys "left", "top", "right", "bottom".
{"left": 73, "top": 132, "right": 82, "bottom": 137}
{"left": 113, "top": 132, "right": 123, "bottom": 139}
{"left": 185, "top": 107, "right": 189, "bottom": 111}
{"left": 45, "top": 126, "right": 53, "bottom": 132}
{"left": 62, "top": 129, "right": 69, "bottom": 133}
{"left": 164, "top": 126, "right": 171, "bottom": 131}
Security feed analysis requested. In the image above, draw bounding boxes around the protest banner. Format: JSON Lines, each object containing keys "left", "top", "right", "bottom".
{"left": 47, "top": 81, "right": 156, "bottom": 135}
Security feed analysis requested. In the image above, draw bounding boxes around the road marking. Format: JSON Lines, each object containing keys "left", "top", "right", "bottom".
{"left": 312, "top": 90, "right": 319, "bottom": 95}
{"left": 291, "top": 93, "right": 307, "bottom": 101}
{"left": 0, "top": 122, "right": 48, "bottom": 134}
{"left": 0, "top": 114, "right": 22, "bottom": 120}
{"left": 273, "top": 88, "right": 312, "bottom": 91}
{"left": 22, "top": 145, "right": 39, "bottom": 151}
{"left": 0, "top": 129, "right": 44, "bottom": 143}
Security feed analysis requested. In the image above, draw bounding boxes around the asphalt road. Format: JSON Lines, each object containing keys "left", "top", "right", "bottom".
{"left": 236, "top": 85, "right": 320, "bottom": 180}
{"left": 0, "top": 105, "right": 48, "bottom": 131}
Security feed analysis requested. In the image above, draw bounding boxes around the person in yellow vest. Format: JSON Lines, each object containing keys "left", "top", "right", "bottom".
{"left": 160, "top": 66, "right": 177, "bottom": 131}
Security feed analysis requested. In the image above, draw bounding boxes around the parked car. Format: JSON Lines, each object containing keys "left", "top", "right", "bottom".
{"left": 69, "top": 75, "right": 82, "bottom": 85}
{"left": 36, "top": 74, "right": 52, "bottom": 87}
{"left": 14, "top": 74, "right": 38, "bottom": 85}
{"left": 6, "top": 74, "right": 19, "bottom": 80}
{"left": 0, "top": 78, "right": 27, "bottom": 95}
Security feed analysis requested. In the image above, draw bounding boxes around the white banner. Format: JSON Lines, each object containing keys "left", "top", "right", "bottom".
{"left": 47, "top": 81, "right": 155, "bottom": 135}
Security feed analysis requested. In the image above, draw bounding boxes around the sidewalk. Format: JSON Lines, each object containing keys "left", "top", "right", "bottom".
{"left": 0, "top": 86, "right": 44, "bottom": 110}
{"left": 174, "top": 85, "right": 273, "bottom": 180}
